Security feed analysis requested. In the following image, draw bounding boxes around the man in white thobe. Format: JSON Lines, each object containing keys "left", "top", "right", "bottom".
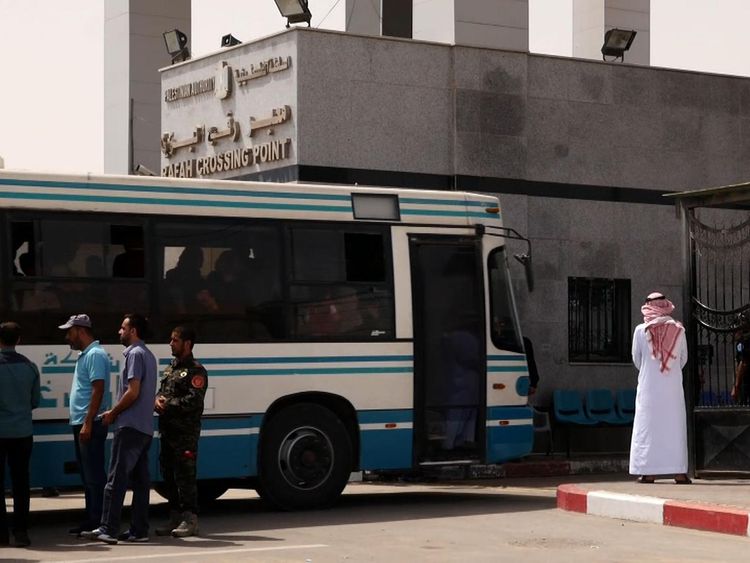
{"left": 629, "top": 292, "right": 690, "bottom": 484}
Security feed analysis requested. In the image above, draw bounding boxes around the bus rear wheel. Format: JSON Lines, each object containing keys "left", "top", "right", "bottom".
{"left": 259, "top": 403, "right": 353, "bottom": 510}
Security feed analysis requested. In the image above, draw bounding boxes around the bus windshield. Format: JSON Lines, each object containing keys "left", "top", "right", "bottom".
{"left": 488, "top": 247, "right": 523, "bottom": 353}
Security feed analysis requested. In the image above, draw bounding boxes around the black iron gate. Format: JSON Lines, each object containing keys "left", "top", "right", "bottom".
{"left": 677, "top": 189, "right": 750, "bottom": 475}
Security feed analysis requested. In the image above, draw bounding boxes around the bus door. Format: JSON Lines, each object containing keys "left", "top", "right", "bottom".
{"left": 409, "top": 236, "right": 486, "bottom": 465}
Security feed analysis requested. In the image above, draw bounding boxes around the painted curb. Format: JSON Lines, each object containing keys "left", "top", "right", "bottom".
{"left": 557, "top": 484, "right": 750, "bottom": 537}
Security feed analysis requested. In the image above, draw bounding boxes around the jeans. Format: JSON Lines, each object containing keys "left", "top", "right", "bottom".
{"left": 0, "top": 436, "right": 33, "bottom": 533}
{"left": 72, "top": 419, "right": 107, "bottom": 528}
{"left": 100, "top": 427, "right": 152, "bottom": 536}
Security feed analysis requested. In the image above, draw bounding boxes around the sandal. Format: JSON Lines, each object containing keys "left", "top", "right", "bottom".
{"left": 637, "top": 476, "right": 655, "bottom": 484}
{"left": 675, "top": 475, "right": 692, "bottom": 485}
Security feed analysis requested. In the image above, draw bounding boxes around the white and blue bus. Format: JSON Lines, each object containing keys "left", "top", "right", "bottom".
{"left": 0, "top": 170, "right": 533, "bottom": 509}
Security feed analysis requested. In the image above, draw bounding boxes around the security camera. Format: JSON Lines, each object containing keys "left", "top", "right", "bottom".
{"left": 134, "top": 164, "right": 156, "bottom": 176}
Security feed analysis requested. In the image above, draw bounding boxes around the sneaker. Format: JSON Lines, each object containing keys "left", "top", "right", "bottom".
{"left": 81, "top": 526, "right": 118, "bottom": 545}
{"left": 13, "top": 529, "right": 31, "bottom": 547}
{"left": 117, "top": 530, "right": 149, "bottom": 543}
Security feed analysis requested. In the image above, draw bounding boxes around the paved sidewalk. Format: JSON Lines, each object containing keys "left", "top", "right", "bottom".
{"left": 558, "top": 477, "right": 750, "bottom": 537}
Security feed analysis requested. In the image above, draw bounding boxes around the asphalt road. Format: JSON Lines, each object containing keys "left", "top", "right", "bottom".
{"left": 3, "top": 479, "right": 748, "bottom": 562}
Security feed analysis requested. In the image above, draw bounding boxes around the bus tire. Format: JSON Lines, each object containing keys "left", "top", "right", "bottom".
{"left": 259, "top": 403, "right": 353, "bottom": 511}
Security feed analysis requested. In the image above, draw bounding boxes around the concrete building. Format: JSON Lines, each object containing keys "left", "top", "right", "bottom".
{"left": 104, "top": 0, "right": 190, "bottom": 175}
{"left": 158, "top": 27, "right": 750, "bottom": 411}
{"left": 106, "top": 1, "right": 655, "bottom": 176}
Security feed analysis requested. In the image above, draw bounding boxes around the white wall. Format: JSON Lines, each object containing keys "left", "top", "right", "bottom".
{"left": 529, "top": 0, "right": 572, "bottom": 56}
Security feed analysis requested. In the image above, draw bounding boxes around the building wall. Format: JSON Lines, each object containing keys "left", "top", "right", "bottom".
{"left": 161, "top": 29, "right": 750, "bottom": 405}
{"left": 454, "top": 0, "right": 529, "bottom": 51}
{"left": 160, "top": 33, "right": 298, "bottom": 180}
{"left": 104, "top": 0, "right": 131, "bottom": 174}
{"left": 104, "top": 0, "right": 190, "bottom": 174}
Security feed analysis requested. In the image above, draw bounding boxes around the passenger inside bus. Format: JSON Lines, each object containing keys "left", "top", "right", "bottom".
{"left": 112, "top": 232, "right": 145, "bottom": 278}
{"left": 45, "top": 242, "right": 78, "bottom": 278}
{"left": 164, "top": 246, "right": 218, "bottom": 313}
{"left": 440, "top": 321, "right": 480, "bottom": 451}
{"left": 206, "top": 249, "right": 250, "bottom": 312}
{"left": 204, "top": 248, "right": 272, "bottom": 340}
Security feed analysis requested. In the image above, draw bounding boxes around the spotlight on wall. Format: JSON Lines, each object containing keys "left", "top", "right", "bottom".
{"left": 601, "top": 28, "right": 637, "bottom": 62}
{"left": 163, "top": 29, "right": 190, "bottom": 64}
{"left": 221, "top": 34, "right": 242, "bottom": 48}
{"left": 273, "top": 0, "right": 312, "bottom": 28}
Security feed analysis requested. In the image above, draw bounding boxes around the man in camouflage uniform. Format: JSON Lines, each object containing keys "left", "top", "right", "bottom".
{"left": 154, "top": 326, "right": 207, "bottom": 537}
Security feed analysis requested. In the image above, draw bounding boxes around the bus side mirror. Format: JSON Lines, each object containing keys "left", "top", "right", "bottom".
{"left": 514, "top": 253, "right": 534, "bottom": 292}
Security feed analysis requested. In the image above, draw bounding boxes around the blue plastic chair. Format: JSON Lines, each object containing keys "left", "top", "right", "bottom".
{"left": 615, "top": 389, "right": 636, "bottom": 424}
{"left": 584, "top": 389, "right": 627, "bottom": 425}
{"left": 553, "top": 390, "right": 596, "bottom": 457}
{"left": 553, "top": 390, "right": 597, "bottom": 426}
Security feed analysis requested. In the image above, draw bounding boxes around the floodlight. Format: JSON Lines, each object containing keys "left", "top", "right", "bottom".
{"left": 273, "top": 0, "right": 312, "bottom": 28}
{"left": 221, "top": 34, "right": 242, "bottom": 48}
{"left": 601, "top": 28, "right": 637, "bottom": 62}
{"left": 163, "top": 29, "right": 190, "bottom": 64}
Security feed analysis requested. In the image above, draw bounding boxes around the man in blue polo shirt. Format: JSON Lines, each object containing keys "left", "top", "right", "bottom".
{"left": 59, "top": 314, "right": 110, "bottom": 537}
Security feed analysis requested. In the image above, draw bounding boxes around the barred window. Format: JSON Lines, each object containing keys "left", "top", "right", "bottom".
{"left": 568, "top": 277, "right": 631, "bottom": 363}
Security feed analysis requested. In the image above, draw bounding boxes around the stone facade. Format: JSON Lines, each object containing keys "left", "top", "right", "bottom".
{"left": 161, "top": 28, "right": 750, "bottom": 405}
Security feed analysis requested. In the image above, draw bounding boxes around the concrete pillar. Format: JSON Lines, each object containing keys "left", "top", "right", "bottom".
{"left": 572, "top": 0, "right": 603, "bottom": 59}
{"left": 571, "top": 0, "right": 650, "bottom": 64}
{"left": 413, "top": 0, "right": 455, "bottom": 44}
{"left": 104, "top": 0, "right": 190, "bottom": 175}
{"left": 345, "top": 0, "right": 380, "bottom": 36}
{"left": 605, "top": 0, "right": 649, "bottom": 65}
{"left": 454, "top": 0, "right": 529, "bottom": 51}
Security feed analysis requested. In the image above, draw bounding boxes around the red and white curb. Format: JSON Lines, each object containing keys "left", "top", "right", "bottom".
{"left": 557, "top": 484, "right": 750, "bottom": 536}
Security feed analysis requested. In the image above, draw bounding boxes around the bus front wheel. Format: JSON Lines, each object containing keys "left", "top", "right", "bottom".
{"left": 259, "top": 403, "right": 353, "bottom": 510}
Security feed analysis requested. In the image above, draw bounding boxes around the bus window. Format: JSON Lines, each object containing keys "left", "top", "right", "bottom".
{"left": 155, "top": 222, "right": 283, "bottom": 342}
{"left": 290, "top": 228, "right": 393, "bottom": 339}
{"left": 8, "top": 217, "right": 147, "bottom": 344}
{"left": 11, "top": 222, "right": 35, "bottom": 277}
{"left": 488, "top": 247, "right": 523, "bottom": 353}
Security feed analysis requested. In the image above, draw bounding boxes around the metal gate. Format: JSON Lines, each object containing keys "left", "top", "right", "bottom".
{"left": 673, "top": 185, "right": 750, "bottom": 476}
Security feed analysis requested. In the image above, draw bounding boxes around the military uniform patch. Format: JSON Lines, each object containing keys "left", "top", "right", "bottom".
{"left": 191, "top": 375, "right": 205, "bottom": 389}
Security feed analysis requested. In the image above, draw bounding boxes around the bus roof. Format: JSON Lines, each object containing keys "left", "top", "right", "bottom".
{"left": 0, "top": 169, "right": 503, "bottom": 227}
